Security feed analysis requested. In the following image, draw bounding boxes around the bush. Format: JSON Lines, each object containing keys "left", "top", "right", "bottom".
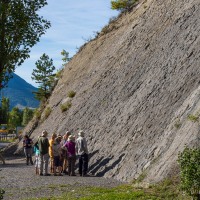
{"left": 111, "top": 0, "right": 138, "bottom": 11}
{"left": 177, "top": 147, "right": 200, "bottom": 199}
{"left": 187, "top": 114, "right": 199, "bottom": 122}
{"left": 174, "top": 118, "right": 181, "bottom": 129}
{"left": 44, "top": 107, "right": 52, "bottom": 119}
{"left": 67, "top": 91, "right": 76, "bottom": 98}
{"left": 60, "top": 102, "right": 72, "bottom": 112}
{"left": 34, "top": 109, "right": 41, "bottom": 119}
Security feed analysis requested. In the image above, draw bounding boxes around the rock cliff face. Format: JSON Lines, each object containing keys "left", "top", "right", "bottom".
{"left": 20, "top": 0, "right": 200, "bottom": 182}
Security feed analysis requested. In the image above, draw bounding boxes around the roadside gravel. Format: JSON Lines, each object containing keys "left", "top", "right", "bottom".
{"left": 0, "top": 156, "right": 123, "bottom": 200}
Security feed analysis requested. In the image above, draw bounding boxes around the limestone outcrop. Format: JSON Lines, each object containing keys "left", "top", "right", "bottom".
{"left": 17, "top": 0, "right": 200, "bottom": 182}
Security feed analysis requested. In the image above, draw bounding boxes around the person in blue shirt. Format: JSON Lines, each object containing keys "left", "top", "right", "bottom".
{"left": 33, "top": 140, "right": 40, "bottom": 175}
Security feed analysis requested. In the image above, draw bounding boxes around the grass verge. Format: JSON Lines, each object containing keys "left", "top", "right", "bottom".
{"left": 23, "top": 178, "right": 190, "bottom": 200}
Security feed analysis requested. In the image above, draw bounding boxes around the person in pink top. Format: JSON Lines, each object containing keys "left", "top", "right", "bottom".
{"left": 64, "top": 135, "right": 76, "bottom": 176}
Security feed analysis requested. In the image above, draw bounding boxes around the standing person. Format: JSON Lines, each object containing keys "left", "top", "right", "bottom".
{"left": 22, "top": 135, "right": 33, "bottom": 165}
{"left": 60, "top": 131, "right": 71, "bottom": 174}
{"left": 49, "top": 133, "right": 57, "bottom": 173}
{"left": 52, "top": 137, "right": 63, "bottom": 176}
{"left": 38, "top": 130, "right": 50, "bottom": 176}
{"left": 33, "top": 140, "right": 40, "bottom": 175}
{"left": 76, "top": 130, "right": 89, "bottom": 177}
{"left": 65, "top": 135, "right": 76, "bottom": 176}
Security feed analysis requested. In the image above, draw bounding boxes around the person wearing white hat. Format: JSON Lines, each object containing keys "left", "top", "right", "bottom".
{"left": 38, "top": 130, "right": 50, "bottom": 176}
{"left": 76, "top": 130, "right": 89, "bottom": 177}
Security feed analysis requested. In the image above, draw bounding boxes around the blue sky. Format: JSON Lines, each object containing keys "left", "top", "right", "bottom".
{"left": 15, "top": 0, "right": 118, "bottom": 87}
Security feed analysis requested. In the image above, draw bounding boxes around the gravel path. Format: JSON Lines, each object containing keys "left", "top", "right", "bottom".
{"left": 0, "top": 156, "right": 123, "bottom": 200}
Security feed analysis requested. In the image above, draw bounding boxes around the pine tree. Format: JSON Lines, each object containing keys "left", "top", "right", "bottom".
{"left": 31, "top": 53, "right": 56, "bottom": 101}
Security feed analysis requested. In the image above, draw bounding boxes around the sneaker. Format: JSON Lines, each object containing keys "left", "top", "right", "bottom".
{"left": 43, "top": 174, "right": 51, "bottom": 176}
{"left": 82, "top": 174, "right": 89, "bottom": 177}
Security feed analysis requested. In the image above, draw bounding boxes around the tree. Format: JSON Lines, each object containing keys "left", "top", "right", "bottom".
{"left": 22, "top": 107, "right": 34, "bottom": 126}
{"left": 111, "top": 0, "right": 137, "bottom": 11}
{"left": 177, "top": 147, "right": 200, "bottom": 200}
{"left": 8, "top": 107, "right": 22, "bottom": 128}
{"left": 61, "top": 49, "right": 71, "bottom": 66}
{"left": 0, "top": 0, "right": 51, "bottom": 87}
{"left": 0, "top": 97, "right": 9, "bottom": 124}
{"left": 55, "top": 49, "right": 71, "bottom": 79}
{"left": 31, "top": 53, "right": 55, "bottom": 101}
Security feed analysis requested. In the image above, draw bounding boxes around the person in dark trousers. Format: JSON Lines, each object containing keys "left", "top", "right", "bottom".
{"left": 22, "top": 135, "right": 33, "bottom": 165}
{"left": 38, "top": 130, "right": 50, "bottom": 176}
{"left": 65, "top": 135, "right": 76, "bottom": 176}
{"left": 76, "top": 130, "right": 89, "bottom": 177}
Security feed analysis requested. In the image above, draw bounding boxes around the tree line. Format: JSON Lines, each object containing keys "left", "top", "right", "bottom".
{"left": 0, "top": 97, "right": 34, "bottom": 130}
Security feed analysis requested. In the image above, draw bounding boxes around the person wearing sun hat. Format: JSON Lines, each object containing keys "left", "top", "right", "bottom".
{"left": 38, "top": 130, "right": 50, "bottom": 176}
{"left": 76, "top": 130, "right": 89, "bottom": 177}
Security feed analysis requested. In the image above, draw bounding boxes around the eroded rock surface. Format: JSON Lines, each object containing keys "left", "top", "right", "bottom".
{"left": 14, "top": 0, "right": 200, "bottom": 182}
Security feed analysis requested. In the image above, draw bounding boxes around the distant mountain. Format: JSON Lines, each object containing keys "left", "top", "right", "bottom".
{"left": 1, "top": 73, "right": 39, "bottom": 109}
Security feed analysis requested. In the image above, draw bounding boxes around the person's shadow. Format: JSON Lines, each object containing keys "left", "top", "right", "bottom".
{"left": 88, "top": 150, "right": 125, "bottom": 177}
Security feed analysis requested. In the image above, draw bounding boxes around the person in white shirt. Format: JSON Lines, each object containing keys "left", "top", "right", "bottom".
{"left": 76, "top": 130, "right": 89, "bottom": 176}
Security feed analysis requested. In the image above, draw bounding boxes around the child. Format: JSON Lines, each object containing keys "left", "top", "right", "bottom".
{"left": 33, "top": 141, "right": 40, "bottom": 175}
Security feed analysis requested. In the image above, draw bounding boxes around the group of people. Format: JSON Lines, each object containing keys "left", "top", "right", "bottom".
{"left": 22, "top": 130, "right": 89, "bottom": 177}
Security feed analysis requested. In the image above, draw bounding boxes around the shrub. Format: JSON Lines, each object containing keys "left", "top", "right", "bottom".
{"left": 34, "top": 109, "right": 41, "bottom": 119}
{"left": 60, "top": 102, "right": 72, "bottom": 112}
{"left": 44, "top": 107, "right": 52, "bottom": 119}
{"left": 177, "top": 147, "right": 200, "bottom": 199}
{"left": 111, "top": 0, "right": 138, "bottom": 11}
{"left": 0, "top": 189, "right": 5, "bottom": 199}
{"left": 67, "top": 91, "right": 76, "bottom": 98}
{"left": 187, "top": 114, "right": 199, "bottom": 122}
{"left": 174, "top": 118, "right": 181, "bottom": 129}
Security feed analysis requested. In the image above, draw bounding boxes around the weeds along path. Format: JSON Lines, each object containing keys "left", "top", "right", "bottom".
{"left": 0, "top": 156, "right": 123, "bottom": 200}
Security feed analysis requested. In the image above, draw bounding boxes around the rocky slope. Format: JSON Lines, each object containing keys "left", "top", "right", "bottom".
{"left": 16, "top": 0, "right": 200, "bottom": 182}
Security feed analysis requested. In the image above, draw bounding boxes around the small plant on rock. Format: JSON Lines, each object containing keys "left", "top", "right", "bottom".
{"left": 60, "top": 102, "right": 72, "bottom": 112}
{"left": 174, "top": 118, "right": 181, "bottom": 129}
{"left": 44, "top": 107, "right": 52, "bottom": 119}
{"left": 67, "top": 91, "right": 76, "bottom": 98}
{"left": 34, "top": 109, "right": 41, "bottom": 120}
{"left": 111, "top": 0, "right": 138, "bottom": 11}
{"left": 187, "top": 114, "right": 199, "bottom": 122}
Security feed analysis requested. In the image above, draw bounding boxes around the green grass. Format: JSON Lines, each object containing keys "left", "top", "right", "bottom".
{"left": 24, "top": 178, "right": 190, "bottom": 200}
